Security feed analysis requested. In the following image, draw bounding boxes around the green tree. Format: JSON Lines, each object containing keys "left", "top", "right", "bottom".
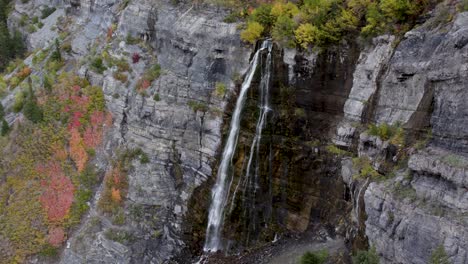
{"left": 0, "top": 0, "right": 25, "bottom": 71}
{"left": 0, "top": 102, "right": 4, "bottom": 120}
{"left": 50, "top": 39, "right": 62, "bottom": 62}
{"left": 1, "top": 119, "right": 9, "bottom": 136}
{"left": 250, "top": 4, "right": 275, "bottom": 30}
{"left": 23, "top": 78, "right": 43, "bottom": 123}
{"left": 272, "top": 15, "right": 296, "bottom": 47}
{"left": 240, "top": 21, "right": 264, "bottom": 44}
{"left": 430, "top": 245, "right": 450, "bottom": 264}
{"left": 295, "top": 23, "right": 318, "bottom": 49}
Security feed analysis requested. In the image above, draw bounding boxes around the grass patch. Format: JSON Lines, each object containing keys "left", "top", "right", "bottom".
{"left": 352, "top": 156, "right": 380, "bottom": 180}
{"left": 214, "top": 82, "right": 227, "bottom": 98}
{"left": 367, "top": 122, "right": 404, "bottom": 145}
{"left": 326, "top": 144, "right": 349, "bottom": 156}
{"left": 188, "top": 100, "right": 208, "bottom": 112}
{"left": 300, "top": 249, "right": 328, "bottom": 264}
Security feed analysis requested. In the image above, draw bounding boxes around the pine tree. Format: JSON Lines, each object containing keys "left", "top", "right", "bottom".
{"left": 0, "top": 102, "right": 4, "bottom": 120}
{"left": 23, "top": 78, "right": 43, "bottom": 123}
{"left": 1, "top": 119, "right": 9, "bottom": 136}
{"left": 50, "top": 39, "right": 62, "bottom": 62}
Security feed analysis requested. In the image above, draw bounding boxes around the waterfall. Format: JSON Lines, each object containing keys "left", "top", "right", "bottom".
{"left": 229, "top": 41, "right": 273, "bottom": 215}
{"left": 204, "top": 40, "right": 272, "bottom": 252}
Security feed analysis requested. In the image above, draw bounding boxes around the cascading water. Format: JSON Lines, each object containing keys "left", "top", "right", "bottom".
{"left": 204, "top": 40, "right": 272, "bottom": 252}
{"left": 230, "top": 41, "right": 273, "bottom": 221}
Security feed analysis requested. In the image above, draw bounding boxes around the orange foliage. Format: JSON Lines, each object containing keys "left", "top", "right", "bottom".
{"left": 16, "top": 67, "right": 32, "bottom": 79}
{"left": 39, "top": 162, "right": 75, "bottom": 222}
{"left": 111, "top": 187, "right": 121, "bottom": 203}
{"left": 52, "top": 144, "right": 68, "bottom": 162}
{"left": 69, "top": 128, "right": 88, "bottom": 173}
{"left": 98, "top": 165, "right": 128, "bottom": 213}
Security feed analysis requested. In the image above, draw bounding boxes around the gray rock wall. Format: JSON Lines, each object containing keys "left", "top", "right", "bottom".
{"left": 59, "top": 1, "right": 251, "bottom": 263}
{"left": 345, "top": 10, "right": 468, "bottom": 264}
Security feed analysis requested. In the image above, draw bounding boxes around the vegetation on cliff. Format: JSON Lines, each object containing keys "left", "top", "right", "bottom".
{"left": 211, "top": 0, "right": 439, "bottom": 48}
{"left": 0, "top": 73, "right": 112, "bottom": 262}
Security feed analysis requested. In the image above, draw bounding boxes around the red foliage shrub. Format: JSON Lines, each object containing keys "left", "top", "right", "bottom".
{"left": 48, "top": 227, "right": 65, "bottom": 247}
{"left": 68, "top": 111, "right": 83, "bottom": 130}
{"left": 132, "top": 53, "right": 141, "bottom": 64}
{"left": 107, "top": 27, "right": 114, "bottom": 40}
{"left": 39, "top": 162, "right": 75, "bottom": 222}
{"left": 69, "top": 128, "right": 88, "bottom": 172}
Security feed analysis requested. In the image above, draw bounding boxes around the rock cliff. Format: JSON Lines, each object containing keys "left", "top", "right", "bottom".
{"left": 1, "top": 0, "right": 468, "bottom": 263}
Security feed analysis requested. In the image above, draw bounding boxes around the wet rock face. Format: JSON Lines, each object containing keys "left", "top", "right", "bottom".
{"left": 183, "top": 42, "right": 361, "bottom": 256}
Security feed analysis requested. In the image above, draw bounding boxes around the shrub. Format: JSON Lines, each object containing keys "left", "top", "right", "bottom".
{"left": 91, "top": 57, "right": 106, "bottom": 74}
{"left": 12, "top": 91, "right": 26, "bottom": 113}
{"left": 113, "top": 72, "right": 128, "bottom": 83}
{"left": 126, "top": 33, "right": 140, "bottom": 45}
{"left": 326, "top": 145, "right": 349, "bottom": 156}
{"left": 153, "top": 93, "right": 160, "bottom": 101}
{"left": 23, "top": 96, "right": 43, "bottom": 123}
{"left": 250, "top": 4, "right": 275, "bottom": 30}
{"left": 188, "top": 100, "right": 208, "bottom": 112}
{"left": 272, "top": 15, "right": 296, "bottom": 47}
{"left": 113, "top": 58, "right": 130, "bottom": 72}
{"left": 41, "top": 6, "right": 56, "bottom": 19}
{"left": 15, "top": 66, "right": 32, "bottom": 80}
{"left": 430, "top": 245, "right": 450, "bottom": 264}
{"left": 295, "top": 23, "right": 318, "bottom": 49}
{"left": 62, "top": 42, "right": 72, "bottom": 53}
{"left": 367, "top": 122, "right": 404, "bottom": 145}
{"left": 300, "top": 249, "right": 328, "bottom": 264}
{"left": 352, "top": 246, "right": 379, "bottom": 264}
{"left": 137, "top": 64, "right": 161, "bottom": 91}
{"left": 103, "top": 228, "right": 134, "bottom": 244}
{"left": 27, "top": 24, "right": 37, "bottom": 33}
{"left": 132, "top": 53, "right": 141, "bottom": 63}
{"left": 241, "top": 21, "right": 264, "bottom": 44}
{"left": 38, "top": 244, "right": 58, "bottom": 257}
{"left": 50, "top": 39, "right": 62, "bottom": 62}
{"left": 352, "top": 156, "right": 380, "bottom": 179}
{"left": 461, "top": 0, "right": 468, "bottom": 11}
{"left": 140, "top": 151, "right": 150, "bottom": 164}
{"left": 214, "top": 82, "right": 226, "bottom": 98}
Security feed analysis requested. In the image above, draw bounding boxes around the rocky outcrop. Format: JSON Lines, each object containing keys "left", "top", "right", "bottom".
{"left": 354, "top": 10, "right": 468, "bottom": 264}
{"left": 334, "top": 35, "right": 395, "bottom": 147}
{"left": 58, "top": 1, "right": 251, "bottom": 263}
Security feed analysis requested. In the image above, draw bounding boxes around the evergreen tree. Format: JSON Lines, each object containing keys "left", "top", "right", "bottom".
{"left": 23, "top": 78, "right": 43, "bottom": 123}
{"left": 50, "top": 39, "right": 62, "bottom": 62}
{"left": 1, "top": 119, "right": 9, "bottom": 136}
{"left": 0, "top": 0, "right": 25, "bottom": 70}
{"left": 0, "top": 102, "right": 4, "bottom": 120}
